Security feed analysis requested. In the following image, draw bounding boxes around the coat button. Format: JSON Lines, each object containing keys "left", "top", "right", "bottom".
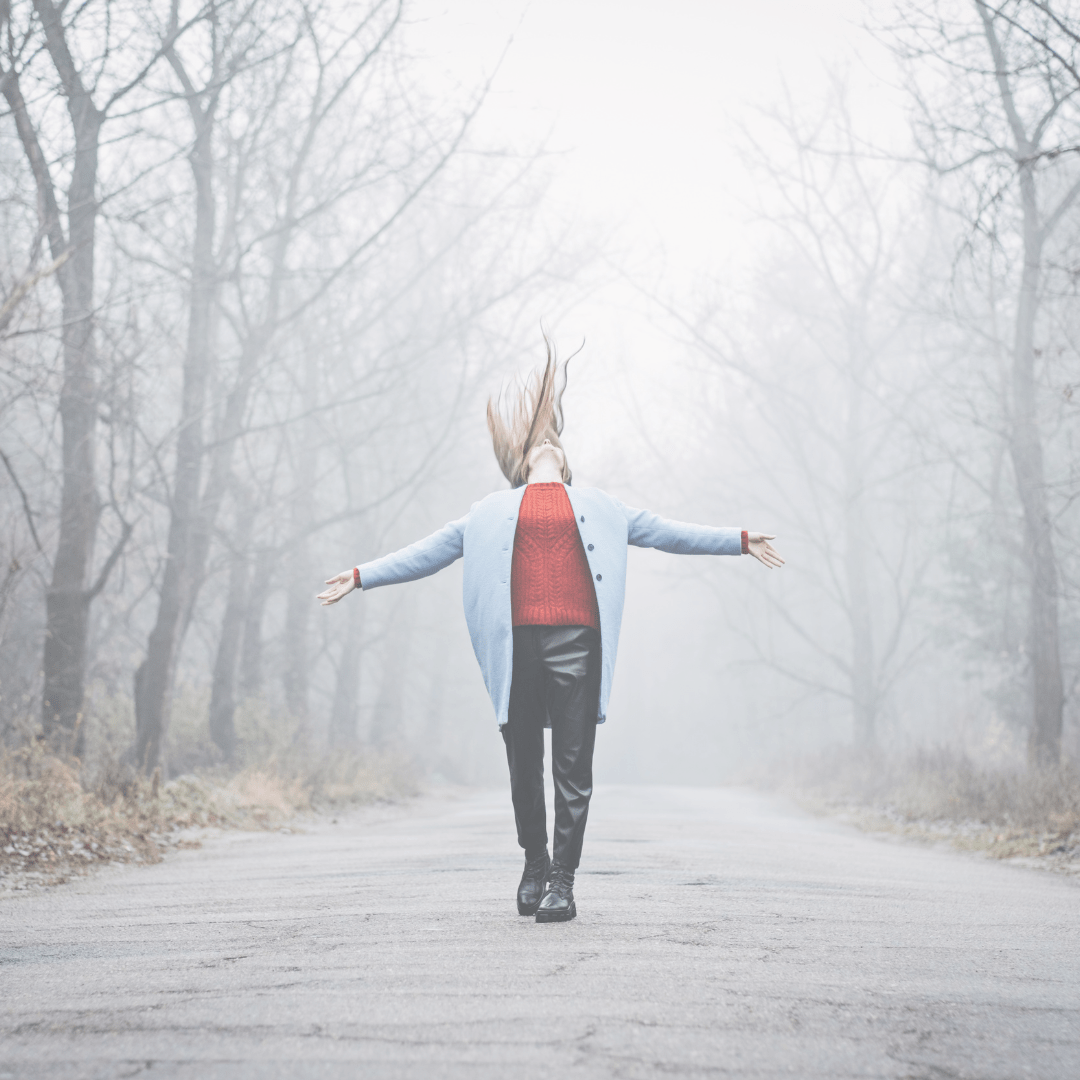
{"left": 587, "top": 544, "right": 594, "bottom": 551}
{"left": 580, "top": 515, "right": 584, "bottom": 522}
{"left": 595, "top": 573, "right": 602, "bottom": 581}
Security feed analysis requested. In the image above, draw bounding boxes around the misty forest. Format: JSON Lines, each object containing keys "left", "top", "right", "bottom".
{"left": 2, "top": 0, "right": 1080, "bottom": 815}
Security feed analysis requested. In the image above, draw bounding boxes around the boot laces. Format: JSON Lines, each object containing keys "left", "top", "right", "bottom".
{"left": 524, "top": 851, "right": 549, "bottom": 874}
{"left": 547, "top": 867, "right": 574, "bottom": 896}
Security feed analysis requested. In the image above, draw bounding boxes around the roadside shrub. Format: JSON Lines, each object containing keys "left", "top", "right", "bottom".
{"left": 761, "top": 744, "right": 1080, "bottom": 864}
{"left": 1, "top": 737, "right": 417, "bottom": 890}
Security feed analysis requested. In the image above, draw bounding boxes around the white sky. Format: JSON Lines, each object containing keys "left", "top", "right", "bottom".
{"left": 410, "top": 0, "right": 902, "bottom": 279}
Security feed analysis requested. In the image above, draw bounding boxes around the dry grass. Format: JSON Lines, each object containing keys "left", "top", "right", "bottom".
{"left": 762, "top": 745, "right": 1080, "bottom": 872}
{"left": 0, "top": 741, "right": 418, "bottom": 892}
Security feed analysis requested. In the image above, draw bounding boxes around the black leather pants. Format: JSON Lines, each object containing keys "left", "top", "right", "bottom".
{"left": 502, "top": 625, "right": 600, "bottom": 871}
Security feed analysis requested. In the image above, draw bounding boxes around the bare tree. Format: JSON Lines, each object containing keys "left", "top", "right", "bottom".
{"left": 654, "top": 76, "right": 931, "bottom": 748}
{"left": 885, "top": 0, "right": 1080, "bottom": 765}
{"left": 328, "top": 598, "right": 363, "bottom": 748}
{"left": 132, "top": 0, "right": 276, "bottom": 771}
{"left": 0, "top": 0, "right": 192, "bottom": 753}
{"left": 206, "top": 481, "right": 254, "bottom": 760}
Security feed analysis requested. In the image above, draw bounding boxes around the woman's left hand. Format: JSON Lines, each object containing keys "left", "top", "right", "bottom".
{"left": 748, "top": 533, "right": 785, "bottom": 569}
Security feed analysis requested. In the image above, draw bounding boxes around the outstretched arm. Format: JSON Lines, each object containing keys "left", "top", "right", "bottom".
{"left": 619, "top": 502, "right": 784, "bottom": 568}
{"left": 317, "top": 511, "right": 470, "bottom": 606}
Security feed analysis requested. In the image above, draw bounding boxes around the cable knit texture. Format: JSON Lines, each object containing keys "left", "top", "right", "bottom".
{"left": 511, "top": 483, "right": 600, "bottom": 629}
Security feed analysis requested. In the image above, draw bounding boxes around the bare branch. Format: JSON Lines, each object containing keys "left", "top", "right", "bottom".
{"left": 0, "top": 446, "right": 46, "bottom": 557}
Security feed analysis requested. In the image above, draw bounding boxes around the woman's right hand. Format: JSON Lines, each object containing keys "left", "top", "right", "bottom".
{"left": 317, "top": 570, "right": 357, "bottom": 606}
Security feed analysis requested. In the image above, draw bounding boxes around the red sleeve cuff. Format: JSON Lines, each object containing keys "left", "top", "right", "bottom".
{"left": 353, "top": 567, "right": 361, "bottom": 590}
{"left": 741, "top": 530, "right": 749, "bottom": 555}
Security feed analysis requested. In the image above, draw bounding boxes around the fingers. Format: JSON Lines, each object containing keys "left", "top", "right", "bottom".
{"left": 749, "top": 540, "right": 785, "bottom": 568}
{"left": 318, "top": 570, "right": 354, "bottom": 604}
{"left": 317, "top": 576, "right": 356, "bottom": 605}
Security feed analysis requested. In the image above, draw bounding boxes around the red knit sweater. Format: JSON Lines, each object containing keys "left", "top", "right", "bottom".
{"left": 511, "top": 483, "right": 600, "bottom": 630}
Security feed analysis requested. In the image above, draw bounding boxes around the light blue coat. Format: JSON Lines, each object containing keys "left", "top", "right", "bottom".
{"left": 357, "top": 485, "right": 743, "bottom": 727}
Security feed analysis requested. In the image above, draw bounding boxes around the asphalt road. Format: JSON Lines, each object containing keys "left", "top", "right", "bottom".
{"left": 1, "top": 785, "right": 1078, "bottom": 1079}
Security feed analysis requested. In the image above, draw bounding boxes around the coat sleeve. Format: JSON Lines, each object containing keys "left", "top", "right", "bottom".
{"left": 356, "top": 511, "right": 470, "bottom": 590}
{"left": 617, "top": 500, "right": 743, "bottom": 556}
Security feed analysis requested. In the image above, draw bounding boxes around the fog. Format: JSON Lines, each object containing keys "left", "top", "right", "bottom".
{"left": 2, "top": 0, "right": 1078, "bottom": 787}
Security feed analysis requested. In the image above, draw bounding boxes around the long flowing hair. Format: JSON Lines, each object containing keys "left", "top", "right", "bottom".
{"left": 487, "top": 333, "right": 575, "bottom": 488}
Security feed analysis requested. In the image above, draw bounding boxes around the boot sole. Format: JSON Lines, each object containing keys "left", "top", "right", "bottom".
{"left": 535, "top": 901, "right": 576, "bottom": 923}
{"left": 517, "top": 898, "right": 541, "bottom": 916}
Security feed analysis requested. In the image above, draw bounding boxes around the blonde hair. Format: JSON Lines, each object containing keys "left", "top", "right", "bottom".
{"left": 487, "top": 334, "right": 574, "bottom": 488}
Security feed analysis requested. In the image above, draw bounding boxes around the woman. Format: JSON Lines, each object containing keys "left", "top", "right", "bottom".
{"left": 318, "top": 343, "right": 784, "bottom": 923}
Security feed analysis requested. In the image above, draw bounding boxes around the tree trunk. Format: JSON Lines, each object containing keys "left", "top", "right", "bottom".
{"left": 208, "top": 491, "right": 254, "bottom": 762}
{"left": 844, "top": 359, "right": 876, "bottom": 748}
{"left": 277, "top": 347, "right": 319, "bottom": 724}
{"left": 134, "top": 110, "right": 217, "bottom": 773}
{"left": 328, "top": 601, "right": 363, "bottom": 748}
{"left": 37, "top": 54, "right": 103, "bottom": 757}
{"left": 239, "top": 549, "right": 275, "bottom": 699}
{"left": 14, "top": 0, "right": 181, "bottom": 756}
{"left": 174, "top": 231, "right": 288, "bottom": 671}
{"left": 1011, "top": 172, "right": 1063, "bottom": 768}
{"left": 370, "top": 591, "right": 416, "bottom": 748}
{"left": 281, "top": 566, "right": 312, "bottom": 723}
{"left": 421, "top": 624, "right": 449, "bottom": 772}
{"left": 281, "top": 436, "right": 316, "bottom": 724}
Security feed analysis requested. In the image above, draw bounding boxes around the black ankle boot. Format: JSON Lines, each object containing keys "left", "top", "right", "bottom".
{"left": 535, "top": 865, "right": 576, "bottom": 922}
{"left": 517, "top": 850, "right": 550, "bottom": 916}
